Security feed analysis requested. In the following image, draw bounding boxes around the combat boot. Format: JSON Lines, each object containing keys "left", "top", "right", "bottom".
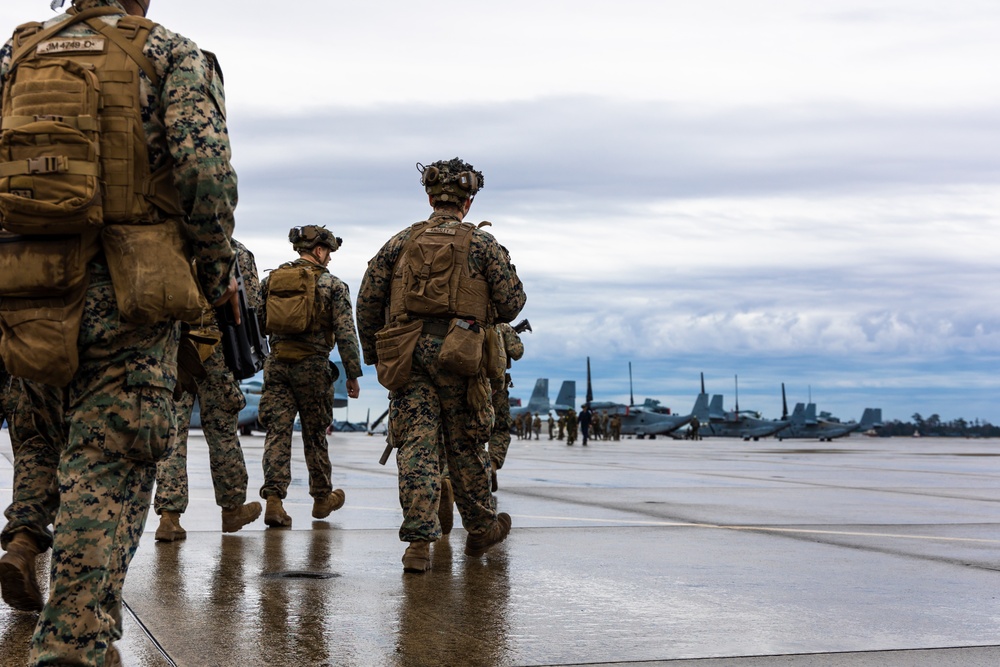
{"left": 401, "top": 541, "right": 431, "bottom": 573}
{"left": 438, "top": 478, "right": 454, "bottom": 535}
{"left": 464, "top": 512, "right": 512, "bottom": 557}
{"left": 221, "top": 502, "right": 262, "bottom": 533}
{"left": 0, "top": 531, "right": 43, "bottom": 611}
{"left": 154, "top": 511, "right": 186, "bottom": 542}
{"left": 264, "top": 496, "right": 292, "bottom": 528}
{"left": 312, "top": 489, "right": 345, "bottom": 519}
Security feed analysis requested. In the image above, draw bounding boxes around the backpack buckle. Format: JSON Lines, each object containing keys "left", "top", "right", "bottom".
{"left": 26, "top": 156, "right": 68, "bottom": 174}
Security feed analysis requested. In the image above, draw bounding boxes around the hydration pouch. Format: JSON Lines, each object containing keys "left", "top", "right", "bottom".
{"left": 438, "top": 318, "right": 484, "bottom": 377}
{"left": 101, "top": 218, "right": 206, "bottom": 325}
{"left": 374, "top": 318, "right": 423, "bottom": 391}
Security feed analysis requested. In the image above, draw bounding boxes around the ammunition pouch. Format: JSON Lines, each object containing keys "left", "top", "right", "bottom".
{"left": 374, "top": 318, "right": 423, "bottom": 391}
{"left": 438, "top": 318, "right": 483, "bottom": 377}
{"left": 101, "top": 219, "right": 207, "bottom": 325}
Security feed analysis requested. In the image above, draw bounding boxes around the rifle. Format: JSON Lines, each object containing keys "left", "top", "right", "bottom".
{"left": 215, "top": 260, "right": 268, "bottom": 380}
{"left": 513, "top": 318, "right": 532, "bottom": 334}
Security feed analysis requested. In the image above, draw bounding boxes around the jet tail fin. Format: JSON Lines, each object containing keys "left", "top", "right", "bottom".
{"left": 859, "top": 408, "right": 883, "bottom": 430}
{"left": 708, "top": 394, "right": 726, "bottom": 421}
{"left": 554, "top": 380, "right": 576, "bottom": 413}
{"left": 525, "top": 378, "right": 550, "bottom": 414}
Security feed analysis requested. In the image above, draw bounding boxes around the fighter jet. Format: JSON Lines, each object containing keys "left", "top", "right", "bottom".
{"left": 693, "top": 373, "right": 789, "bottom": 441}
{"left": 583, "top": 359, "right": 695, "bottom": 438}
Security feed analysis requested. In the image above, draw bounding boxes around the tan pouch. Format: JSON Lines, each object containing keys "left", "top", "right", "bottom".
{"left": 483, "top": 325, "right": 506, "bottom": 380}
{"left": 438, "top": 318, "right": 484, "bottom": 377}
{"left": 102, "top": 219, "right": 204, "bottom": 325}
{"left": 374, "top": 319, "right": 423, "bottom": 391}
{"left": 0, "top": 280, "right": 87, "bottom": 387}
{"left": 0, "top": 229, "right": 99, "bottom": 297}
{"left": 465, "top": 370, "right": 496, "bottom": 443}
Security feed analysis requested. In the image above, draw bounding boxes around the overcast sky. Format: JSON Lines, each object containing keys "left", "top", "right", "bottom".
{"left": 3, "top": 1, "right": 998, "bottom": 426}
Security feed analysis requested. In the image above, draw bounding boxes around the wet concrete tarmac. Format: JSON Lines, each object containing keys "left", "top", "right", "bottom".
{"left": 2, "top": 430, "right": 1000, "bottom": 666}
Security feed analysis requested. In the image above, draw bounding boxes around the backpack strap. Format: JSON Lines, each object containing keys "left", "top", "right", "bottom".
{"left": 10, "top": 7, "right": 120, "bottom": 68}
{"left": 85, "top": 15, "right": 159, "bottom": 86}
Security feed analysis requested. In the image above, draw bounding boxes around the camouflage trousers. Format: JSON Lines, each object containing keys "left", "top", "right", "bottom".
{"left": 19, "top": 269, "right": 178, "bottom": 667}
{"left": 391, "top": 334, "right": 498, "bottom": 543}
{"left": 259, "top": 354, "right": 336, "bottom": 500}
{"left": 1, "top": 376, "right": 58, "bottom": 553}
{"left": 155, "top": 347, "right": 249, "bottom": 513}
{"left": 488, "top": 380, "right": 512, "bottom": 470}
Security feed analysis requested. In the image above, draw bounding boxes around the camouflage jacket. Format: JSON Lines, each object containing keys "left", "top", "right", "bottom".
{"left": 233, "top": 238, "right": 261, "bottom": 311}
{"left": 356, "top": 210, "right": 526, "bottom": 366}
{"left": 262, "top": 258, "right": 363, "bottom": 380}
{"left": 0, "top": 0, "right": 237, "bottom": 303}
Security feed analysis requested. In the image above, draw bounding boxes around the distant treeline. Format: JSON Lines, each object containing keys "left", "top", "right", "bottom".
{"left": 876, "top": 414, "right": 1000, "bottom": 438}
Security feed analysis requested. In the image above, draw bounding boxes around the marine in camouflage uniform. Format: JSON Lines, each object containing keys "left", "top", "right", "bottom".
{"left": 356, "top": 158, "right": 526, "bottom": 573}
{"left": 566, "top": 409, "right": 578, "bottom": 445}
{"left": 153, "top": 239, "right": 263, "bottom": 540}
{"left": 487, "top": 322, "right": 524, "bottom": 491}
{"left": 258, "top": 225, "right": 362, "bottom": 528}
{"left": 0, "top": 2, "right": 237, "bottom": 664}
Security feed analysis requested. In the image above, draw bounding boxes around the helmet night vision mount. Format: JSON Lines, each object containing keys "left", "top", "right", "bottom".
{"left": 418, "top": 158, "right": 484, "bottom": 203}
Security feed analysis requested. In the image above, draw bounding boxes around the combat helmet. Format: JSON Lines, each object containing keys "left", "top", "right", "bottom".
{"left": 417, "top": 158, "right": 484, "bottom": 204}
{"left": 289, "top": 225, "right": 341, "bottom": 253}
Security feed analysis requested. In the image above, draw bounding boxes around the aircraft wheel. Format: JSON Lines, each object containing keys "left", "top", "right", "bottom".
{"left": 240, "top": 424, "right": 253, "bottom": 436}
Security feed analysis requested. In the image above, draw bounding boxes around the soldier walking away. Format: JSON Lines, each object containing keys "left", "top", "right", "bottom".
{"left": 258, "top": 225, "right": 362, "bottom": 528}
{"left": 579, "top": 404, "right": 593, "bottom": 446}
{"left": 557, "top": 413, "right": 566, "bottom": 440}
{"left": 487, "top": 322, "right": 524, "bottom": 492}
{"left": 0, "top": 0, "right": 239, "bottom": 663}
{"left": 547, "top": 412, "right": 555, "bottom": 440}
{"left": 565, "top": 408, "right": 578, "bottom": 445}
{"left": 153, "top": 239, "right": 263, "bottom": 541}
{"left": 357, "top": 157, "right": 526, "bottom": 574}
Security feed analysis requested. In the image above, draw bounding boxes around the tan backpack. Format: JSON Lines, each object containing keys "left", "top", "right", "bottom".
{"left": 264, "top": 263, "right": 325, "bottom": 335}
{"left": 0, "top": 6, "right": 181, "bottom": 234}
{"left": 388, "top": 220, "right": 490, "bottom": 324}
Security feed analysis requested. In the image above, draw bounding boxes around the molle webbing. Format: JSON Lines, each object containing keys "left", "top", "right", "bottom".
{"left": 0, "top": 8, "right": 181, "bottom": 230}
{"left": 388, "top": 220, "right": 491, "bottom": 325}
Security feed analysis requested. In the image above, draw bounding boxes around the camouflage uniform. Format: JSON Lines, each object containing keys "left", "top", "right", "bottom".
{"left": 566, "top": 409, "right": 578, "bottom": 445}
{"left": 1, "top": 361, "right": 54, "bottom": 554}
{"left": 357, "top": 211, "right": 526, "bottom": 544}
{"left": 154, "top": 240, "right": 260, "bottom": 515}
{"left": 0, "top": 2, "right": 237, "bottom": 663}
{"left": 487, "top": 323, "right": 524, "bottom": 473}
{"left": 259, "top": 258, "right": 362, "bottom": 503}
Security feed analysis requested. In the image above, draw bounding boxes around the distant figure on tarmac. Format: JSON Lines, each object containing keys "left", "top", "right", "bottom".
{"left": 579, "top": 404, "right": 593, "bottom": 446}
{"left": 566, "top": 409, "right": 578, "bottom": 446}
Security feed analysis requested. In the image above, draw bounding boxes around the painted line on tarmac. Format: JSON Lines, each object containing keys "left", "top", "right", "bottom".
{"left": 511, "top": 513, "right": 1000, "bottom": 544}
